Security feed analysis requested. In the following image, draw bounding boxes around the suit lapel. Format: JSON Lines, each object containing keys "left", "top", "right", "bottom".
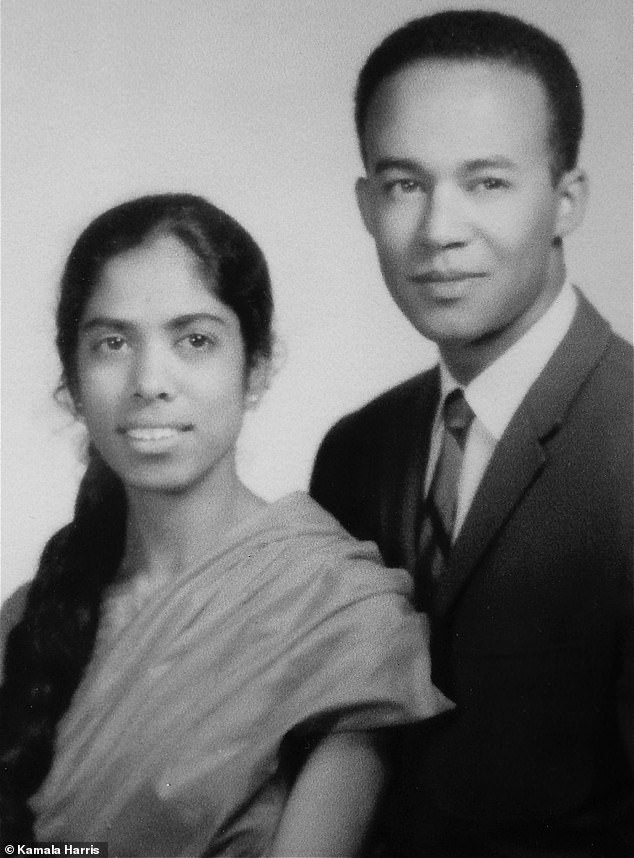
{"left": 432, "top": 292, "right": 613, "bottom": 619}
{"left": 434, "top": 410, "right": 544, "bottom": 617}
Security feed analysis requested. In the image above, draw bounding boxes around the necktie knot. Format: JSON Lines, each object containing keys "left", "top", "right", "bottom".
{"left": 443, "top": 388, "right": 474, "bottom": 450}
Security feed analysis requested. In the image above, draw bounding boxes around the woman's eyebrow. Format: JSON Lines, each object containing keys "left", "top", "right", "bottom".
{"left": 79, "top": 316, "right": 130, "bottom": 333}
{"left": 79, "top": 313, "right": 228, "bottom": 333}
{"left": 168, "top": 313, "right": 228, "bottom": 330}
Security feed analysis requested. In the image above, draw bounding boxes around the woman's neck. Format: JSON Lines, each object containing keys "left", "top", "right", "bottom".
{"left": 120, "top": 461, "right": 266, "bottom": 583}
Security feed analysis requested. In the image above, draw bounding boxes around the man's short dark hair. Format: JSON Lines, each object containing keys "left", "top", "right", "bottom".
{"left": 355, "top": 9, "right": 583, "bottom": 180}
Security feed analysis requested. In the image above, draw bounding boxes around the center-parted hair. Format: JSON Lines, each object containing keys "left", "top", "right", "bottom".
{"left": 0, "top": 193, "right": 274, "bottom": 839}
{"left": 58, "top": 193, "right": 274, "bottom": 399}
{"left": 355, "top": 9, "right": 584, "bottom": 180}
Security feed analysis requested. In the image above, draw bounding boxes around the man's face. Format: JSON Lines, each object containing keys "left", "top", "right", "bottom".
{"left": 356, "top": 59, "right": 586, "bottom": 375}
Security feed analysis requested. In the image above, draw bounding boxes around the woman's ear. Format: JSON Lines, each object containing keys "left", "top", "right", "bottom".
{"left": 244, "top": 356, "right": 272, "bottom": 409}
{"left": 555, "top": 167, "right": 588, "bottom": 240}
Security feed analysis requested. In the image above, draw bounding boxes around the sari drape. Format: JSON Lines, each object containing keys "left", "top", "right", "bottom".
{"left": 31, "top": 493, "right": 450, "bottom": 856}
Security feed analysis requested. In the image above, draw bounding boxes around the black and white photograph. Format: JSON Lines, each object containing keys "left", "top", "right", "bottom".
{"left": 1, "top": 1, "right": 632, "bottom": 855}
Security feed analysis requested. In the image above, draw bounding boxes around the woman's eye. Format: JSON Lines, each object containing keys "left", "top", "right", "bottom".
{"left": 179, "top": 333, "right": 215, "bottom": 351}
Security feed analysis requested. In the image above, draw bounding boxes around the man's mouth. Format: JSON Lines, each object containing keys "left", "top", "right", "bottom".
{"left": 411, "top": 270, "right": 486, "bottom": 284}
{"left": 124, "top": 427, "right": 180, "bottom": 441}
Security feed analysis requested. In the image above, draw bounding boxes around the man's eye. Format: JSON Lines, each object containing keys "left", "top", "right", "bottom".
{"left": 475, "top": 177, "right": 510, "bottom": 191}
{"left": 95, "top": 336, "right": 127, "bottom": 353}
{"left": 386, "top": 179, "right": 421, "bottom": 195}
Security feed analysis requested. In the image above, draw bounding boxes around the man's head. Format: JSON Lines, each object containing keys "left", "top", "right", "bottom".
{"left": 354, "top": 10, "right": 588, "bottom": 381}
{"left": 355, "top": 10, "right": 583, "bottom": 183}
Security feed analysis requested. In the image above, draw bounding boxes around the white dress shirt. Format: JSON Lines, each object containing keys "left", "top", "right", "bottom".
{"left": 425, "top": 281, "right": 578, "bottom": 539}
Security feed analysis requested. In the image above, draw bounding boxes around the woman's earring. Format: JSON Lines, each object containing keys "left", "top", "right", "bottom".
{"left": 245, "top": 357, "right": 273, "bottom": 409}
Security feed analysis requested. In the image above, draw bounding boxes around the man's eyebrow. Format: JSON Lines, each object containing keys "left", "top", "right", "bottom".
{"left": 372, "top": 156, "right": 518, "bottom": 175}
{"left": 463, "top": 157, "right": 517, "bottom": 171}
{"left": 373, "top": 157, "right": 422, "bottom": 174}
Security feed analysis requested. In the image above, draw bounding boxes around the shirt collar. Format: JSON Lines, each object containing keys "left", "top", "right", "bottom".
{"left": 439, "top": 281, "right": 578, "bottom": 441}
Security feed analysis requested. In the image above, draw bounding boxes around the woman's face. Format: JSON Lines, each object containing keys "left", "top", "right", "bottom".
{"left": 76, "top": 234, "right": 251, "bottom": 496}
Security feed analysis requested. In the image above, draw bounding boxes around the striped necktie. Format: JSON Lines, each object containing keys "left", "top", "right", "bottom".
{"left": 415, "top": 388, "right": 474, "bottom": 610}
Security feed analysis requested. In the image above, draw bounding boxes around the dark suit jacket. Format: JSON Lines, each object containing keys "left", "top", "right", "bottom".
{"left": 311, "top": 294, "right": 634, "bottom": 857}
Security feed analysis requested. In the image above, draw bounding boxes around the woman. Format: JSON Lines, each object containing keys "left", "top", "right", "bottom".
{"left": 0, "top": 194, "right": 451, "bottom": 856}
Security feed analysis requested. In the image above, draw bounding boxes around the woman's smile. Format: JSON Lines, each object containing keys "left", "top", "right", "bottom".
{"left": 117, "top": 423, "right": 194, "bottom": 454}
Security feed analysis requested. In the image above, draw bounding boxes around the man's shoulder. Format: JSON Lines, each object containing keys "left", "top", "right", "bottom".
{"left": 326, "top": 367, "right": 439, "bottom": 441}
{"left": 534, "top": 292, "right": 632, "bottom": 407}
{"left": 600, "top": 327, "right": 633, "bottom": 378}
{"left": 531, "top": 296, "right": 632, "bottom": 470}
{"left": 569, "top": 294, "right": 633, "bottom": 402}
{"left": 586, "top": 329, "right": 633, "bottom": 439}
{"left": 310, "top": 369, "right": 439, "bottom": 529}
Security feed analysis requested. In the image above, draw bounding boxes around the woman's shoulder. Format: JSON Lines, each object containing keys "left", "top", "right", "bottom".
{"left": 263, "top": 492, "right": 376, "bottom": 556}
{"left": 0, "top": 582, "right": 31, "bottom": 676}
{"left": 260, "top": 491, "right": 412, "bottom": 598}
{"left": 265, "top": 491, "right": 370, "bottom": 546}
{"left": 1, "top": 583, "right": 30, "bottom": 636}
{"left": 257, "top": 494, "right": 452, "bottom": 733}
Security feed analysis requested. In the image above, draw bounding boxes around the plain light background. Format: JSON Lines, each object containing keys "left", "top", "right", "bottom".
{"left": 2, "top": 0, "right": 632, "bottom": 600}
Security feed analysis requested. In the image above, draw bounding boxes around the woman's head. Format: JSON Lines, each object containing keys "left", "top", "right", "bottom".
{"left": 57, "top": 193, "right": 274, "bottom": 400}
{"left": 56, "top": 194, "right": 275, "bottom": 495}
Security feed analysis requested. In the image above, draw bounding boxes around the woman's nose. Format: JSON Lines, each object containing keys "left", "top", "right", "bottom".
{"left": 131, "top": 347, "right": 175, "bottom": 402}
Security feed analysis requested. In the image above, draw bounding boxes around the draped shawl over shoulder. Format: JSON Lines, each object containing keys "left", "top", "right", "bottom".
{"left": 29, "top": 493, "right": 450, "bottom": 856}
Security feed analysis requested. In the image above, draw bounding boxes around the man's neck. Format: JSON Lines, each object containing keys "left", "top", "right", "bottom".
{"left": 440, "top": 271, "right": 566, "bottom": 385}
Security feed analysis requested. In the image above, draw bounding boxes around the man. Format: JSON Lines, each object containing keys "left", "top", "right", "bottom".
{"left": 310, "top": 10, "right": 633, "bottom": 857}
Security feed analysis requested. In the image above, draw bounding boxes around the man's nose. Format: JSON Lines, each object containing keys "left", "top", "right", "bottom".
{"left": 419, "top": 184, "right": 469, "bottom": 249}
{"left": 131, "top": 346, "right": 175, "bottom": 402}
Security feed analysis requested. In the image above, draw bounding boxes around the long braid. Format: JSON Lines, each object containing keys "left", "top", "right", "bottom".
{"left": 0, "top": 454, "right": 126, "bottom": 838}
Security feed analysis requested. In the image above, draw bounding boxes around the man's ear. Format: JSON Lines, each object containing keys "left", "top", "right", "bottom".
{"left": 555, "top": 167, "right": 588, "bottom": 240}
{"left": 67, "top": 386, "right": 85, "bottom": 422}
{"left": 355, "top": 176, "right": 377, "bottom": 236}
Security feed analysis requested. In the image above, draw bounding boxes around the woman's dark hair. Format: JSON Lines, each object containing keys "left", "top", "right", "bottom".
{"left": 355, "top": 9, "right": 584, "bottom": 182}
{"left": 0, "top": 194, "right": 274, "bottom": 838}
{"left": 58, "top": 192, "right": 274, "bottom": 396}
